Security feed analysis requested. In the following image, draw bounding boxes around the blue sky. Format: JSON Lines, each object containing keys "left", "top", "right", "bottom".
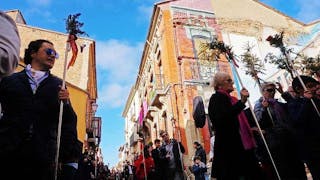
{"left": 1, "top": 0, "right": 320, "bottom": 167}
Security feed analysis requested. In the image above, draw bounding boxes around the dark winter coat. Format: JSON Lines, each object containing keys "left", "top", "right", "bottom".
{"left": 208, "top": 91, "right": 247, "bottom": 179}
{"left": 0, "top": 70, "right": 77, "bottom": 164}
{"left": 159, "top": 139, "right": 185, "bottom": 172}
{"left": 195, "top": 146, "right": 207, "bottom": 164}
{"left": 254, "top": 97, "right": 307, "bottom": 179}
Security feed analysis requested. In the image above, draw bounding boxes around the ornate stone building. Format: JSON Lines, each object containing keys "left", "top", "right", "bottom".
{"left": 123, "top": 0, "right": 319, "bottom": 167}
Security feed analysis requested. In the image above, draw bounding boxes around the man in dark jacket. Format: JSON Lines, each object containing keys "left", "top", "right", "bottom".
{"left": 123, "top": 161, "right": 135, "bottom": 180}
{"left": 290, "top": 76, "right": 320, "bottom": 180}
{"left": 193, "top": 141, "right": 207, "bottom": 165}
{"left": 151, "top": 139, "right": 165, "bottom": 180}
{"left": 159, "top": 130, "right": 185, "bottom": 180}
{"left": 0, "top": 39, "right": 78, "bottom": 180}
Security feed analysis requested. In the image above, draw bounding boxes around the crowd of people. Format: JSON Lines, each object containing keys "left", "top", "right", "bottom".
{"left": 1, "top": 9, "right": 320, "bottom": 180}
{"left": 87, "top": 130, "right": 186, "bottom": 180}
{"left": 208, "top": 72, "right": 320, "bottom": 180}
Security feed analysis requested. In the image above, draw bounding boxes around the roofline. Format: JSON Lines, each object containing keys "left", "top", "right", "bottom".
{"left": 89, "top": 41, "right": 98, "bottom": 100}
{"left": 135, "top": 4, "right": 158, "bottom": 90}
{"left": 298, "top": 31, "right": 320, "bottom": 53}
{"left": 305, "top": 19, "right": 320, "bottom": 26}
{"left": 254, "top": 0, "right": 320, "bottom": 26}
{"left": 16, "top": 23, "right": 95, "bottom": 41}
{"left": 4, "top": 9, "right": 27, "bottom": 24}
{"left": 253, "top": 0, "right": 306, "bottom": 26}
{"left": 122, "top": 86, "right": 136, "bottom": 117}
{"left": 17, "top": 23, "right": 97, "bottom": 99}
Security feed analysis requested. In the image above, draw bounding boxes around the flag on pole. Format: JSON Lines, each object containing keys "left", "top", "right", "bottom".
{"left": 67, "top": 34, "right": 78, "bottom": 69}
{"left": 139, "top": 107, "right": 144, "bottom": 126}
{"left": 54, "top": 13, "right": 87, "bottom": 180}
{"left": 65, "top": 13, "right": 87, "bottom": 69}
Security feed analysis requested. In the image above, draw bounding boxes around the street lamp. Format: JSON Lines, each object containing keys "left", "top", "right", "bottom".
{"left": 90, "top": 102, "right": 99, "bottom": 179}
{"left": 91, "top": 102, "right": 98, "bottom": 114}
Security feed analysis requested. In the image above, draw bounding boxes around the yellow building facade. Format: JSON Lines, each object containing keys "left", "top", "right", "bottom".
{"left": 5, "top": 10, "right": 98, "bottom": 148}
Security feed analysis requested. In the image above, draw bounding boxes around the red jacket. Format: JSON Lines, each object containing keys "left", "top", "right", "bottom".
{"left": 134, "top": 155, "right": 155, "bottom": 180}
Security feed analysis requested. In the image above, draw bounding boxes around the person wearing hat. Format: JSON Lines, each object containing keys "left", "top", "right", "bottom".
{"left": 290, "top": 75, "right": 320, "bottom": 180}
{"left": 254, "top": 82, "right": 307, "bottom": 180}
{"left": 159, "top": 130, "right": 185, "bottom": 180}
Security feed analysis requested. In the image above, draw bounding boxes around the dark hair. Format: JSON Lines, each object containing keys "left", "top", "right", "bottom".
{"left": 24, "top": 39, "right": 53, "bottom": 65}
{"left": 193, "top": 141, "right": 201, "bottom": 147}
{"left": 292, "top": 75, "right": 319, "bottom": 93}
{"left": 154, "top": 139, "right": 161, "bottom": 144}
{"left": 143, "top": 145, "right": 151, "bottom": 158}
{"left": 193, "top": 156, "right": 201, "bottom": 161}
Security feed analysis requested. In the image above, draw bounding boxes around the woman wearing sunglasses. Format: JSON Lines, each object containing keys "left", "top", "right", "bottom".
{"left": 253, "top": 82, "right": 307, "bottom": 180}
{"left": 0, "top": 39, "right": 79, "bottom": 180}
{"left": 208, "top": 72, "right": 261, "bottom": 180}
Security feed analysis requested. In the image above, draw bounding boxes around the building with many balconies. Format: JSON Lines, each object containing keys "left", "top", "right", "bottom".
{"left": 123, "top": 0, "right": 320, "bottom": 166}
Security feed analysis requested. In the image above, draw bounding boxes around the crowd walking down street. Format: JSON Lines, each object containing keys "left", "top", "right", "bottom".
{"left": 103, "top": 72, "right": 319, "bottom": 180}
{"left": 1, "top": 0, "right": 320, "bottom": 179}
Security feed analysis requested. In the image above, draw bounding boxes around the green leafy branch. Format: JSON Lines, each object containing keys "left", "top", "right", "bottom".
{"left": 65, "top": 13, "right": 88, "bottom": 37}
{"left": 198, "top": 40, "right": 220, "bottom": 61}
{"left": 265, "top": 31, "right": 298, "bottom": 78}
{"left": 240, "top": 42, "right": 265, "bottom": 80}
{"left": 298, "top": 54, "right": 320, "bottom": 76}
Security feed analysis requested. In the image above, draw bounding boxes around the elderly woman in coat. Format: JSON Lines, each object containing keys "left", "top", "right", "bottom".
{"left": 208, "top": 72, "right": 261, "bottom": 180}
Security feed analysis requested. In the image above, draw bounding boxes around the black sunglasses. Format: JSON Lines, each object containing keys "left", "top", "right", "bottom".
{"left": 265, "top": 88, "right": 275, "bottom": 93}
{"left": 161, "top": 133, "right": 168, "bottom": 137}
{"left": 45, "top": 48, "right": 59, "bottom": 59}
{"left": 226, "top": 79, "right": 233, "bottom": 83}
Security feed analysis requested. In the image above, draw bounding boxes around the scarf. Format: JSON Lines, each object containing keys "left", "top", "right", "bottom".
{"left": 217, "top": 90, "right": 256, "bottom": 150}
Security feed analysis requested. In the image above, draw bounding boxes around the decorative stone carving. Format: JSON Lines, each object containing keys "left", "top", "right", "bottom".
{"left": 216, "top": 17, "right": 307, "bottom": 43}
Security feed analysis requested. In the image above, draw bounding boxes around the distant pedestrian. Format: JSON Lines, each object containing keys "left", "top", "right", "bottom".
{"left": 192, "top": 156, "right": 207, "bottom": 180}
{"left": 193, "top": 141, "right": 206, "bottom": 164}
{"left": 135, "top": 145, "right": 155, "bottom": 180}
{"left": 123, "top": 161, "right": 135, "bottom": 180}
{"left": 151, "top": 139, "right": 165, "bottom": 180}
{"left": 159, "top": 130, "right": 185, "bottom": 180}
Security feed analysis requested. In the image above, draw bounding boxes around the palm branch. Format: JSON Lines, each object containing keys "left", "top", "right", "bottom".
{"left": 299, "top": 54, "right": 320, "bottom": 76}
{"left": 240, "top": 42, "right": 265, "bottom": 79}
{"left": 65, "top": 13, "right": 88, "bottom": 37}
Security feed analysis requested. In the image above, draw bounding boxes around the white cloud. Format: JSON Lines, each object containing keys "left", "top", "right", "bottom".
{"left": 96, "top": 40, "right": 143, "bottom": 83}
{"left": 296, "top": 0, "right": 320, "bottom": 23}
{"left": 98, "top": 83, "right": 131, "bottom": 108}
{"left": 96, "top": 39, "right": 144, "bottom": 108}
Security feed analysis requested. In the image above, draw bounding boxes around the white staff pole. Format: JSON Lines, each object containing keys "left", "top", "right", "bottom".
{"left": 280, "top": 47, "right": 320, "bottom": 118}
{"left": 54, "top": 39, "right": 69, "bottom": 180}
{"left": 226, "top": 54, "right": 282, "bottom": 180}
{"left": 141, "top": 137, "right": 148, "bottom": 180}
